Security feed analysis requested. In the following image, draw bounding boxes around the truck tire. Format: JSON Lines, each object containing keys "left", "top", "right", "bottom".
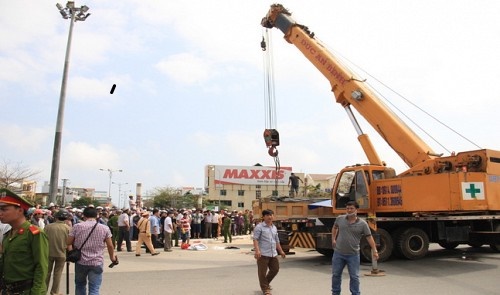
{"left": 278, "top": 230, "right": 291, "bottom": 254}
{"left": 278, "top": 230, "right": 289, "bottom": 245}
{"left": 316, "top": 248, "right": 334, "bottom": 257}
{"left": 360, "top": 228, "right": 392, "bottom": 262}
{"left": 438, "top": 241, "right": 460, "bottom": 250}
{"left": 281, "top": 243, "right": 291, "bottom": 254}
{"left": 390, "top": 228, "right": 405, "bottom": 258}
{"left": 468, "top": 242, "right": 484, "bottom": 248}
{"left": 396, "top": 227, "right": 429, "bottom": 260}
{"left": 489, "top": 224, "right": 500, "bottom": 252}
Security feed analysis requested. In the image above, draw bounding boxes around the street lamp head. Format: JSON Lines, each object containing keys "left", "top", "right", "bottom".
{"left": 59, "top": 10, "right": 70, "bottom": 19}
{"left": 56, "top": 2, "right": 90, "bottom": 21}
{"left": 76, "top": 12, "right": 91, "bottom": 21}
{"left": 100, "top": 168, "right": 122, "bottom": 173}
{"left": 56, "top": 3, "right": 70, "bottom": 19}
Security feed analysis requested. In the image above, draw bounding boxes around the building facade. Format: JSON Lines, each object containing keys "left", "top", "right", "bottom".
{"left": 205, "top": 165, "right": 307, "bottom": 211}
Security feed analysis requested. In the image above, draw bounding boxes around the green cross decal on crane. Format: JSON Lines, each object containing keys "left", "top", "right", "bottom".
{"left": 465, "top": 183, "right": 481, "bottom": 199}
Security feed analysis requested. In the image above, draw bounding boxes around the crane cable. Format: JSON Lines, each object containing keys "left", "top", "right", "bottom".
{"left": 261, "top": 29, "right": 281, "bottom": 191}
{"left": 318, "top": 37, "right": 481, "bottom": 152}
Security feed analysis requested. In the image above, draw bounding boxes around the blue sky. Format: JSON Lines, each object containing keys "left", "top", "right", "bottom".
{"left": 1, "top": 0, "right": 499, "bottom": 205}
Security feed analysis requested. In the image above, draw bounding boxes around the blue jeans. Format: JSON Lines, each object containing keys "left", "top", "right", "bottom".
{"left": 75, "top": 263, "right": 103, "bottom": 295}
{"left": 331, "top": 252, "right": 360, "bottom": 295}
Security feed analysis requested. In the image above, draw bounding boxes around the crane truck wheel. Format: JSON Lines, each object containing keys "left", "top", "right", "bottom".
{"left": 489, "top": 223, "right": 500, "bottom": 252}
{"left": 278, "top": 230, "right": 291, "bottom": 254}
{"left": 438, "top": 241, "right": 460, "bottom": 250}
{"left": 468, "top": 242, "right": 483, "bottom": 248}
{"left": 396, "top": 227, "right": 429, "bottom": 260}
{"left": 316, "top": 248, "right": 334, "bottom": 257}
{"left": 390, "top": 228, "right": 405, "bottom": 258}
{"left": 360, "top": 228, "right": 393, "bottom": 262}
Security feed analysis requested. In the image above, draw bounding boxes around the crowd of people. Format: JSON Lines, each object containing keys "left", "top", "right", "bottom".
{"left": 0, "top": 187, "right": 257, "bottom": 294}
{"left": 14, "top": 201, "right": 256, "bottom": 248}
{"left": 101, "top": 206, "right": 256, "bottom": 249}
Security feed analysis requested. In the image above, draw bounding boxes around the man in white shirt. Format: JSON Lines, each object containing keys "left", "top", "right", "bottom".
{"left": 203, "top": 211, "right": 212, "bottom": 238}
{"left": 192, "top": 209, "right": 203, "bottom": 239}
{"left": 176, "top": 210, "right": 184, "bottom": 242}
{"left": 211, "top": 211, "right": 219, "bottom": 239}
{"left": 117, "top": 208, "right": 132, "bottom": 252}
{"left": 163, "top": 211, "right": 174, "bottom": 252}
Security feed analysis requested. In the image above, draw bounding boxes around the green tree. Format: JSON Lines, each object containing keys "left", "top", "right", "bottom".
{"left": 149, "top": 186, "right": 181, "bottom": 208}
{"left": 306, "top": 183, "right": 330, "bottom": 199}
{"left": 148, "top": 187, "right": 202, "bottom": 209}
{"left": 178, "top": 191, "right": 202, "bottom": 209}
{"left": 71, "top": 197, "right": 100, "bottom": 208}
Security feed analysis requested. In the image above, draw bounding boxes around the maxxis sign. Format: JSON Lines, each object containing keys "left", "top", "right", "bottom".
{"left": 214, "top": 166, "right": 293, "bottom": 186}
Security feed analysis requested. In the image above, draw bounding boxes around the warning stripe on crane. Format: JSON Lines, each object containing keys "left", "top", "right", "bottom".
{"left": 289, "top": 232, "right": 315, "bottom": 249}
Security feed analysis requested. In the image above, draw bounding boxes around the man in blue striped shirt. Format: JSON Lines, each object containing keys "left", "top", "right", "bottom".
{"left": 253, "top": 209, "right": 286, "bottom": 295}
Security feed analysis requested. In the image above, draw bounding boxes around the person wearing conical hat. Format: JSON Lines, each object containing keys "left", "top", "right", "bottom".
{"left": 0, "top": 188, "right": 49, "bottom": 295}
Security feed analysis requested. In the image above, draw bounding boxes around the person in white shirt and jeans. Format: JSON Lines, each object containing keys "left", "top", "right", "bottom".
{"left": 163, "top": 211, "right": 174, "bottom": 252}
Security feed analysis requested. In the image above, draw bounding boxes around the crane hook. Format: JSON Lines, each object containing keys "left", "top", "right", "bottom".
{"left": 268, "top": 146, "right": 278, "bottom": 157}
{"left": 261, "top": 36, "right": 267, "bottom": 51}
{"left": 264, "top": 129, "right": 279, "bottom": 157}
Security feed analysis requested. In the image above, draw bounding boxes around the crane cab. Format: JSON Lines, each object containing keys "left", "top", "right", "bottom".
{"left": 332, "top": 165, "right": 396, "bottom": 213}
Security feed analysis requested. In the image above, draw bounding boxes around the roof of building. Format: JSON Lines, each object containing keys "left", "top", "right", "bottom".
{"left": 307, "top": 174, "right": 336, "bottom": 181}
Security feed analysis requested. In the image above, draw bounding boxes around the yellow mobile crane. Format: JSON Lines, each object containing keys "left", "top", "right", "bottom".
{"left": 260, "top": 4, "right": 500, "bottom": 261}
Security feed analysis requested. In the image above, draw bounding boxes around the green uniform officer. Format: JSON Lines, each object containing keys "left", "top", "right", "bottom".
{"left": 0, "top": 188, "right": 49, "bottom": 295}
{"left": 222, "top": 213, "right": 232, "bottom": 243}
{"left": 108, "top": 212, "right": 119, "bottom": 248}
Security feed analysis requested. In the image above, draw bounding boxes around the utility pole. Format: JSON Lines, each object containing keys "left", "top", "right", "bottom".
{"left": 61, "top": 178, "right": 69, "bottom": 206}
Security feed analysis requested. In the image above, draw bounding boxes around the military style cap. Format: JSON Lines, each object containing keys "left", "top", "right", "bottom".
{"left": 0, "top": 188, "right": 34, "bottom": 210}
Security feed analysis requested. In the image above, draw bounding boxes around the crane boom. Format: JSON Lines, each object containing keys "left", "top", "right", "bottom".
{"left": 261, "top": 4, "right": 437, "bottom": 169}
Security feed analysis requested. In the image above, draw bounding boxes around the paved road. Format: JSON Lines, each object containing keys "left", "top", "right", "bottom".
{"left": 54, "top": 236, "right": 499, "bottom": 295}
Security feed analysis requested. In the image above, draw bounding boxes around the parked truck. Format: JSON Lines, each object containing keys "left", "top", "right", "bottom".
{"left": 252, "top": 197, "right": 334, "bottom": 255}
{"left": 259, "top": 4, "right": 500, "bottom": 261}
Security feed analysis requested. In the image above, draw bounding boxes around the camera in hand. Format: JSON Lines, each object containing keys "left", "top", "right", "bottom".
{"left": 108, "top": 257, "right": 119, "bottom": 268}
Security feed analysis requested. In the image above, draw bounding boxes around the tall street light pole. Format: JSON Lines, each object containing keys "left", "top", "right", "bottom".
{"left": 122, "top": 190, "right": 132, "bottom": 208}
{"left": 112, "top": 182, "right": 128, "bottom": 208}
{"left": 49, "top": 1, "right": 91, "bottom": 204}
{"left": 100, "top": 169, "right": 122, "bottom": 205}
{"left": 61, "top": 178, "right": 70, "bottom": 206}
